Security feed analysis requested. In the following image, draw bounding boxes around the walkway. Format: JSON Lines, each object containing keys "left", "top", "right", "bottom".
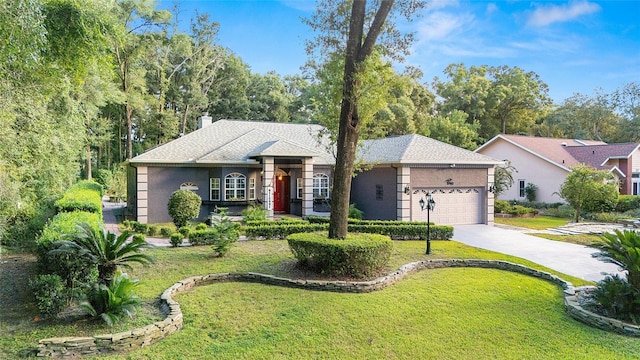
{"left": 453, "top": 224, "right": 624, "bottom": 282}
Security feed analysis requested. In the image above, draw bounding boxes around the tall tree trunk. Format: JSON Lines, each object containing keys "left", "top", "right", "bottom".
{"left": 328, "top": 0, "right": 393, "bottom": 239}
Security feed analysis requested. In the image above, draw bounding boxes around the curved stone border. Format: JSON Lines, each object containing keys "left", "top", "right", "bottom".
{"left": 37, "top": 259, "right": 639, "bottom": 357}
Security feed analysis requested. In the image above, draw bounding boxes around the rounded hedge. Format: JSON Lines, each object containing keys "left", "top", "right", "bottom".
{"left": 167, "top": 190, "right": 202, "bottom": 228}
{"left": 287, "top": 232, "right": 392, "bottom": 278}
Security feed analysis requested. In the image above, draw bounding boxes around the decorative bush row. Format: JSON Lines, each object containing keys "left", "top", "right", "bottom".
{"left": 305, "top": 216, "right": 432, "bottom": 226}
{"left": 245, "top": 223, "right": 328, "bottom": 239}
{"left": 244, "top": 222, "right": 453, "bottom": 240}
{"left": 348, "top": 224, "right": 453, "bottom": 240}
{"left": 287, "top": 232, "right": 392, "bottom": 278}
{"left": 54, "top": 180, "right": 104, "bottom": 216}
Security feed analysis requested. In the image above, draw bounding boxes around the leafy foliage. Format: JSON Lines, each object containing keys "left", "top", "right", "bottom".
{"left": 169, "top": 233, "right": 183, "bottom": 247}
{"left": 167, "top": 190, "right": 202, "bottom": 228}
{"left": 558, "top": 165, "right": 618, "bottom": 222}
{"left": 52, "top": 223, "right": 154, "bottom": 284}
{"left": 30, "top": 274, "right": 67, "bottom": 318}
{"left": 588, "top": 274, "right": 640, "bottom": 324}
{"left": 80, "top": 271, "right": 142, "bottom": 326}
{"left": 593, "top": 229, "right": 640, "bottom": 291}
{"left": 287, "top": 232, "right": 392, "bottom": 278}
{"left": 241, "top": 204, "right": 267, "bottom": 222}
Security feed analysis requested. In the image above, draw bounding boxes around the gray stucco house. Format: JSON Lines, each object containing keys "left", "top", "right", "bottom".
{"left": 128, "top": 116, "right": 500, "bottom": 225}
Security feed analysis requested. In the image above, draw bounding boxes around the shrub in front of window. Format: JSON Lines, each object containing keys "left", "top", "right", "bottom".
{"left": 168, "top": 189, "right": 202, "bottom": 228}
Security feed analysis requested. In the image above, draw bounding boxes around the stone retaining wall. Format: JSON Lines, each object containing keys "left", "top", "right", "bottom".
{"left": 36, "top": 259, "right": 639, "bottom": 357}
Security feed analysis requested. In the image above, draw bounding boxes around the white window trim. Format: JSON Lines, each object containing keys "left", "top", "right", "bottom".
{"left": 297, "top": 178, "right": 303, "bottom": 199}
{"left": 210, "top": 178, "right": 220, "bottom": 201}
{"left": 225, "top": 172, "right": 246, "bottom": 201}
{"left": 313, "top": 173, "right": 330, "bottom": 199}
{"left": 249, "top": 177, "right": 256, "bottom": 200}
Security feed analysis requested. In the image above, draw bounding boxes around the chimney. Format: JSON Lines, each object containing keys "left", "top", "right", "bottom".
{"left": 198, "top": 112, "right": 213, "bottom": 129}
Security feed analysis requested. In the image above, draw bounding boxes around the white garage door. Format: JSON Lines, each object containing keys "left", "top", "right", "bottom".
{"left": 411, "top": 188, "right": 484, "bottom": 225}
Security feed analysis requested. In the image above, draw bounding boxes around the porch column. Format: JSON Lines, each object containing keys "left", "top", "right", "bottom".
{"left": 301, "top": 157, "right": 314, "bottom": 217}
{"left": 396, "top": 166, "right": 411, "bottom": 221}
{"left": 136, "top": 166, "right": 148, "bottom": 224}
{"left": 487, "top": 166, "right": 495, "bottom": 225}
{"left": 262, "top": 157, "right": 275, "bottom": 219}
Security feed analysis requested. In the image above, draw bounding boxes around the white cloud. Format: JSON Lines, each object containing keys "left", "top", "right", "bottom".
{"left": 527, "top": 0, "right": 601, "bottom": 27}
{"left": 416, "top": 11, "right": 472, "bottom": 41}
{"left": 486, "top": 3, "right": 498, "bottom": 16}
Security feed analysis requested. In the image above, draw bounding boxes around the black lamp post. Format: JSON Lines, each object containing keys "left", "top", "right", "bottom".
{"left": 415, "top": 190, "right": 436, "bottom": 254}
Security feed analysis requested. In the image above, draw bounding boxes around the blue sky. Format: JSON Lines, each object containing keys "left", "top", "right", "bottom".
{"left": 160, "top": 0, "right": 640, "bottom": 103}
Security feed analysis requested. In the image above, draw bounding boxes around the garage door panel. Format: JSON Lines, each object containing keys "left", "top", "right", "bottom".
{"left": 411, "top": 188, "right": 483, "bottom": 225}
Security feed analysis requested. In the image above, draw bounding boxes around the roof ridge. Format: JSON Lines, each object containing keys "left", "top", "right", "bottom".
{"left": 193, "top": 127, "right": 257, "bottom": 161}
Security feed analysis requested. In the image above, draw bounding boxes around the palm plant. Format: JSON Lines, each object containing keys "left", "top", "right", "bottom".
{"left": 80, "top": 271, "right": 141, "bottom": 326}
{"left": 52, "top": 223, "right": 154, "bottom": 284}
{"left": 593, "top": 229, "right": 640, "bottom": 291}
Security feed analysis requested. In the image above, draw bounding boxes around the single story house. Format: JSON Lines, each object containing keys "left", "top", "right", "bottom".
{"left": 475, "top": 134, "right": 640, "bottom": 203}
{"left": 128, "top": 116, "right": 501, "bottom": 225}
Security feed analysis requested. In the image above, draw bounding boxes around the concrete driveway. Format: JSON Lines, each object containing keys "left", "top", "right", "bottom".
{"left": 453, "top": 224, "right": 624, "bottom": 282}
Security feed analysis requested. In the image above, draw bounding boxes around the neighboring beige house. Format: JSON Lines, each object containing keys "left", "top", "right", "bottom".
{"left": 475, "top": 134, "right": 640, "bottom": 203}
{"left": 128, "top": 117, "right": 501, "bottom": 225}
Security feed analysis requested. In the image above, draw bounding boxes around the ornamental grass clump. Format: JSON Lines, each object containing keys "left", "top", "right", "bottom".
{"left": 287, "top": 232, "right": 392, "bottom": 278}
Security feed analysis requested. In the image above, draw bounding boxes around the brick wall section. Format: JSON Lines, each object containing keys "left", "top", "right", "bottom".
{"left": 37, "top": 259, "right": 640, "bottom": 357}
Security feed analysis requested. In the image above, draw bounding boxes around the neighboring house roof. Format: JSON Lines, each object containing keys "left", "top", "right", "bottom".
{"left": 359, "top": 134, "right": 499, "bottom": 165}
{"left": 475, "top": 134, "right": 607, "bottom": 171}
{"left": 131, "top": 120, "right": 500, "bottom": 167}
{"left": 564, "top": 143, "right": 640, "bottom": 173}
{"left": 475, "top": 134, "right": 639, "bottom": 174}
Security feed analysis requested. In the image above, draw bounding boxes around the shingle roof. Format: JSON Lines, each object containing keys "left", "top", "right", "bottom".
{"left": 358, "top": 134, "right": 499, "bottom": 165}
{"left": 131, "top": 120, "right": 500, "bottom": 166}
{"left": 131, "top": 120, "right": 334, "bottom": 165}
{"left": 564, "top": 143, "right": 640, "bottom": 170}
{"left": 476, "top": 134, "right": 639, "bottom": 172}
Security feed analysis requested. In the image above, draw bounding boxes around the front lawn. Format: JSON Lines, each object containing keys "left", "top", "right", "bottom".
{"left": 532, "top": 233, "right": 602, "bottom": 246}
{"left": 3, "top": 240, "right": 640, "bottom": 359}
{"left": 494, "top": 215, "right": 570, "bottom": 230}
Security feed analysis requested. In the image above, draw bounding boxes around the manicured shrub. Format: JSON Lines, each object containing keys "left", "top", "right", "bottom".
{"left": 616, "top": 195, "right": 640, "bottom": 213}
{"left": 160, "top": 227, "right": 173, "bottom": 238}
{"left": 80, "top": 271, "right": 142, "bottom": 326}
{"left": 195, "top": 223, "right": 208, "bottom": 231}
{"left": 178, "top": 226, "right": 190, "bottom": 238}
{"left": 54, "top": 180, "right": 104, "bottom": 213}
{"left": 524, "top": 183, "right": 538, "bottom": 202}
{"left": 132, "top": 222, "right": 148, "bottom": 234}
{"left": 170, "top": 233, "right": 183, "bottom": 247}
{"left": 147, "top": 225, "right": 158, "bottom": 236}
{"left": 190, "top": 210, "right": 240, "bottom": 255}
{"left": 168, "top": 189, "right": 202, "bottom": 228}
{"left": 242, "top": 204, "right": 267, "bottom": 222}
{"left": 287, "top": 232, "right": 392, "bottom": 278}
{"left": 494, "top": 200, "right": 510, "bottom": 214}
{"left": 245, "top": 223, "right": 328, "bottom": 240}
{"left": 30, "top": 274, "right": 67, "bottom": 318}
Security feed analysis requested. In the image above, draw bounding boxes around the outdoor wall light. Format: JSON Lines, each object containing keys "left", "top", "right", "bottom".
{"left": 488, "top": 184, "right": 496, "bottom": 193}
{"left": 404, "top": 185, "right": 410, "bottom": 195}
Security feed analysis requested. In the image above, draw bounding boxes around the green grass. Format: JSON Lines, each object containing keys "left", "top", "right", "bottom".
{"left": 494, "top": 216, "right": 570, "bottom": 230}
{"left": 532, "top": 233, "right": 603, "bottom": 246}
{"left": 3, "top": 240, "right": 640, "bottom": 359}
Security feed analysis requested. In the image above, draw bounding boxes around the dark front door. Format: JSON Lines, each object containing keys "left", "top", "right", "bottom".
{"left": 273, "top": 176, "right": 290, "bottom": 212}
